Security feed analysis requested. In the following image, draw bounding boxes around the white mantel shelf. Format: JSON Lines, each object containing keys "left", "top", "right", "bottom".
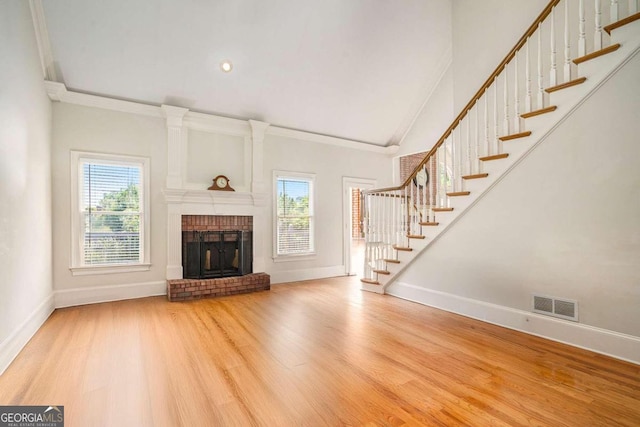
{"left": 162, "top": 188, "right": 265, "bottom": 207}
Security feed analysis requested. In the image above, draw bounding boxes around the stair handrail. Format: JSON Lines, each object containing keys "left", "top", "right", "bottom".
{"left": 365, "top": 0, "right": 561, "bottom": 195}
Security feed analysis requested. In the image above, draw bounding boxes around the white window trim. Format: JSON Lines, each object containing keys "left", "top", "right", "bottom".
{"left": 69, "top": 151, "right": 151, "bottom": 276}
{"left": 273, "top": 170, "right": 316, "bottom": 261}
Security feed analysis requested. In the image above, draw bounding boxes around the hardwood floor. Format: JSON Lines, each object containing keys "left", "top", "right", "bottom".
{"left": 1, "top": 276, "right": 639, "bottom": 426}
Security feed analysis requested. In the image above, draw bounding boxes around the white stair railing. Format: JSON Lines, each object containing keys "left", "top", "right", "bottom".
{"left": 361, "top": 0, "right": 638, "bottom": 286}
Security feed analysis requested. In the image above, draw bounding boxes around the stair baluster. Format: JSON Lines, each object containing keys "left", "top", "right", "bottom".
{"left": 526, "top": 39, "right": 533, "bottom": 112}
{"left": 538, "top": 24, "right": 545, "bottom": 109}
{"left": 565, "top": 0, "right": 573, "bottom": 82}
{"left": 579, "top": 0, "right": 587, "bottom": 56}
{"left": 503, "top": 64, "right": 510, "bottom": 136}
{"left": 595, "top": 0, "right": 603, "bottom": 50}
{"left": 361, "top": 0, "right": 639, "bottom": 291}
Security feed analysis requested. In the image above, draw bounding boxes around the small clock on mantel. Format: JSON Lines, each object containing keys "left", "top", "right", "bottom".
{"left": 208, "top": 175, "right": 235, "bottom": 191}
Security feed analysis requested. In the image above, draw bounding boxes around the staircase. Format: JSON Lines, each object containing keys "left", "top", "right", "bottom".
{"left": 361, "top": 0, "right": 640, "bottom": 294}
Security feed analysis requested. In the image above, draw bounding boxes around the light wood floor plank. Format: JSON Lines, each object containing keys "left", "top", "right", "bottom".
{"left": 0, "top": 276, "right": 639, "bottom": 426}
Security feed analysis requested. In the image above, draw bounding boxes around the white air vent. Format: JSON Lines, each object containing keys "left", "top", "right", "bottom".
{"left": 532, "top": 294, "right": 578, "bottom": 322}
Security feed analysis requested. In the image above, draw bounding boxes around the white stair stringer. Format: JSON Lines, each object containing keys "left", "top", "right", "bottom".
{"left": 370, "top": 20, "right": 640, "bottom": 294}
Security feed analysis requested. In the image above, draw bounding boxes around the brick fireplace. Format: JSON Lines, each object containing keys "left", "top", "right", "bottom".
{"left": 163, "top": 187, "right": 270, "bottom": 301}
{"left": 181, "top": 215, "right": 253, "bottom": 279}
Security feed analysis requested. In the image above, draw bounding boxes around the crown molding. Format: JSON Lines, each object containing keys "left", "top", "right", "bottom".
{"left": 266, "top": 126, "right": 396, "bottom": 154}
{"left": 43, "top": 84, "right": 396, "bottom": 154}
{"left": 44, "top": 81, "right": 163, "bottom": 118}
{"left": 183, "top": 111, "right": 250, "bottom": 137}
{"left": 28, "top": 0, "right": 57, "bottom": 81}
{"left": 161, "top": 105, "right": 189, "bottom": 127}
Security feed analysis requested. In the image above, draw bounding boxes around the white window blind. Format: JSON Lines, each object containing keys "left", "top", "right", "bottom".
{"left": 80, "top": 160, "right": 143, "bottom": 265}
{"left": 276, "top": 176, "right": 314, "bottom": 256}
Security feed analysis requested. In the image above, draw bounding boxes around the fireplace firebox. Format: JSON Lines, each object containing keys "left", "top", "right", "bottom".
{"left": 182, "top": 230, "right": 252, "bottom": 279}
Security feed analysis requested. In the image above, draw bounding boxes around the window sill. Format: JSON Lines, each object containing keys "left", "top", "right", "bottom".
{"left": 70, "top": 263, "right": 151, "bottom": 276}
{"left": 272, "top": 253, "right": 317, "bottom": 263}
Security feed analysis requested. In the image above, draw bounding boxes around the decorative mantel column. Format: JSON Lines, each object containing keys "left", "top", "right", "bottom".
{"left": 162, "top": 105, "right": 189, "bottom": 280}
{"left": 249, "top": 120, "right": 269, "bottom": 195}
{"left": 161, "top": 105, "right": 189, "bottom": 189}
{"left": 249, "top": 120, "right": 269, "bottom": 273}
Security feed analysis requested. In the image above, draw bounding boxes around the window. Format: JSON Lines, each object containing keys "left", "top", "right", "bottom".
{"left": 70, "top": 151, "right": 150, "bottom": 275}
{"left": 274, "top": 171, "right": 315, "bottom": 259}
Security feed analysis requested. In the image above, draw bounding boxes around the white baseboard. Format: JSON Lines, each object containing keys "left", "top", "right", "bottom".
{"left": 387, "top": 282, "right": 640, "bottom": 365}
{"left": 0, "top": 294, "right": 55, "bottom": 375}
{"left": 54, "top": 280, "right": 167, "bottom": 308}
{"left": 269, "top": 265, "right": 346, "bottom": 284}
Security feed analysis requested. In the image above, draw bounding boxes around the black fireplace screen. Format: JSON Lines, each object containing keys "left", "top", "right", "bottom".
{"left": 182, "top": 230, "right": 252, "bottom": 279}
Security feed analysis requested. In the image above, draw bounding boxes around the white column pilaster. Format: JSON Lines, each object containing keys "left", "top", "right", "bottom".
{"left": 161, "top": 105, "right": 189, "bottom": 189}
{"left": 162, "top": 105, "right": 188, "bottom": 280}
{"left": 248, "top": 120, "right": 270, "bottom": 273}
{"left": 249, "top": 120, "right": 270, "bottom": 196}
{"left": 165, "top": 197, "right": 185, "bottom": 280}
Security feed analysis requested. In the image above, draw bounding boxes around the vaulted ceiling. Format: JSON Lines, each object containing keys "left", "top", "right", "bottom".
{"left": 42, "top": 0, "right": 452, "bottom": 146}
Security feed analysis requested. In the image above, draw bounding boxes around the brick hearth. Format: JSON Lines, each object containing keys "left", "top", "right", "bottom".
{"left": 167, "top": 272, "right": 270, "bottom": 302}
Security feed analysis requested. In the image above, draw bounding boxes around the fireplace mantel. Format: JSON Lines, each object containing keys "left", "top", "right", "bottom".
{"left": 164, "top": 188, "right": 267, "bottom": 280}
{"left": 163, "top": 188, "right": 266, "bottom": 207}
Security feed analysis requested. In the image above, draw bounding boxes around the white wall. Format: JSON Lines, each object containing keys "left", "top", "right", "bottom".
{"left": 452, "top": 0, "right": 548, "bottom": 112}
{"left": 391, "top": 51, "right": 640, "bottom": 337}
{"left": 51, "top": 103, "right": 168, "bottom": 300}
{"left": 394, "top": 66, "right": 454, "bottom": 174}
{"left": 264, "top": 134, "right": 393, "bottom": 283}
{"left": 186, "top": 130, "right": 247, "bottom": 191}
{"left": 0, "top": 1, "right": 54, "bottom": 373}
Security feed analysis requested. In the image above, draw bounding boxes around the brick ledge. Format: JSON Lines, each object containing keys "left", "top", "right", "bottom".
{"left": 167, "top": 272, "right": 270, "bottom": 302}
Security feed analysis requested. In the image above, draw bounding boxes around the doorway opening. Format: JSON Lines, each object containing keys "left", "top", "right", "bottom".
{"left": 343, "top": 177, "right": 376, "bottom": 277}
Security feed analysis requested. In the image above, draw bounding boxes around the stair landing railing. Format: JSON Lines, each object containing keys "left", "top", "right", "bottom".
{"left": 362, "top": 0, "right": 639, "bottom": 283}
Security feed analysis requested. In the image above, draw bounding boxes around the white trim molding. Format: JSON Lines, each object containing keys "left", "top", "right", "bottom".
{"left": 272, "top": 170, "right": 316, "bottom": 261}
{"left": 44, "top": 81, "right": 162, "bottom": 118}
{"left": 0, "top": 294, "right": 55, "bottom": 375}
{"left": 269, "top": 265, "right": 346, "bottom": 284}
{"left": 69, "top": 151, "right": 151, "bottom": 274}
{"left": 54, "top": 281, "right": 166, "bottom": 309}
{"left": 28, "top": 0, "right": 57, "bottom": 81}
{"left": 387, "top": 282, "right": 640, "bottom": 365}
{"left": 267, "top": 126, "right": 398, "bottom": 154}
{"left": 43, "top": 83, "right": 397, "bottom": 153}
{"left": 342, "top": 177, "right": 377, "bottom": 275}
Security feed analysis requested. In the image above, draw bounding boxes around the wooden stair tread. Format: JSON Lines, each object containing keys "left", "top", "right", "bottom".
{"left": 573, "top": 44, "right": 621, "bottom": 64}
{"left": 545, "top": 77, "right": 587, "bottom": 93}
{"left": 521, "top": 106, "right": 557, "bottom": 118}
{"left": 383, "top": 259, "right": 401, "bottom": 264}
{"left": 407, "top": 234, "right": 426, "bottom": 239}
{"left": 360, "top": 278, "right": 380, "bottom": 285}
{"left": 372, "top": 269, "right": 390, "bottom": 275}
{"left": 447, "top": 191, "right": 471, "bottom": 197}
{"left": 604, "top": 12, "right": 640, "bottom": 34}
{"left": 462, "top": 173, "right": 489, "bottom": 180}
{"left": 419, "top": 222, "right": 439, "bottom": 226}
{"left": 499, "top": 131, "right": 532, "bottom": 141}
{"left": 479, "top": 153, "right": 509, "bottom": 161}
{"left": 393, "top": 245, "right": 413, "bottom": 252}
{"left": 432, "top": 207, "right": 454, "bottom": 212}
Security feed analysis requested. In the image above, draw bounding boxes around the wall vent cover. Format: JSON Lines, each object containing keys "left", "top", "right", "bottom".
{"left": 532, "top": 294, "right": 578, "bottom": 322}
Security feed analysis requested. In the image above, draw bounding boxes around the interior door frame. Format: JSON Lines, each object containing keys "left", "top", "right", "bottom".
{"left": 342, "top": 177, "right": 377, "bottom": 276}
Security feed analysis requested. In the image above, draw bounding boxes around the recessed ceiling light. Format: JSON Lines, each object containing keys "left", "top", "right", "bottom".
{"left": 220, "top": 60, "right": 233, "bottom": 73}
